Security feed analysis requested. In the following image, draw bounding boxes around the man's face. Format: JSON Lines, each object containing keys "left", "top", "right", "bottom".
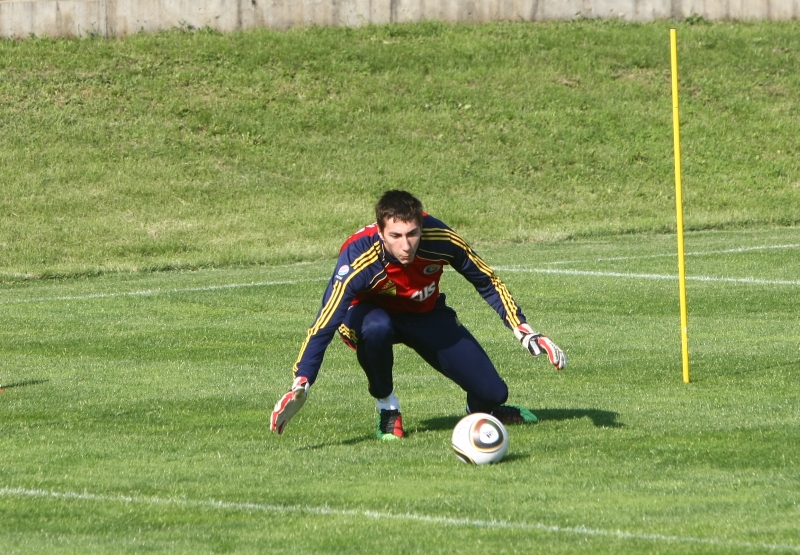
{"left": 379, "top": 218, "right": 422, "bottom": 265}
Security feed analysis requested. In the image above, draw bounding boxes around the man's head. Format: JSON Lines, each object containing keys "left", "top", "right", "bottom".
{"left": 375, "top": 190, "right": 423, "bottom": 265}
{"left": 375, "top": 190, "right": 424, "bottom": 231}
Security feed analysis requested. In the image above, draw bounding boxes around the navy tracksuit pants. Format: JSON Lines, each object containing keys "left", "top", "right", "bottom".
{"left": 342, "top": 295, "right": 509, "bottom": 413}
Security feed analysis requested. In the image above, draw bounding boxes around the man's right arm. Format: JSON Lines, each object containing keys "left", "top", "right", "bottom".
{"left": 291, "top": 239, "right": 381, "bottom": 384}
{"left": 271, "top": 239, "right": 382, "bottom": 435}
{"left": 291, "top": 273, "right": 360, "bottom": 384}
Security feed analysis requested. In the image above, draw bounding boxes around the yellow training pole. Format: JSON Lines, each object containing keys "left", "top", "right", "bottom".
{"left": 670, "top": 29, "right": 691, "bottom": 383}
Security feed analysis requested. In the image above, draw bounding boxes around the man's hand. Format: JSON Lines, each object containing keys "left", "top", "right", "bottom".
{"left": 270, "top": 376, "right": 310, "bottom": 435}
{"left": 514, "top": 323, "right": 567, "bottom": 370}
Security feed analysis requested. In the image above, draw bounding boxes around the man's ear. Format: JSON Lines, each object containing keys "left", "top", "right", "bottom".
{"left": 376, "top": 218, "right": 388, "bottom": 241}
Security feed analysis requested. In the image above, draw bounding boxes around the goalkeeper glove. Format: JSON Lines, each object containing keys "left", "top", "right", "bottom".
{"left": 514, "top": 323, "right": 567, "bottom": 370}
{"left": 270, "top": 376, "right": 310, "bottom": 435}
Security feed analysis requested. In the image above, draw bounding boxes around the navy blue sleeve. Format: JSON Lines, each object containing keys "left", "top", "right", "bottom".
{"left": 292, "top": 239, "right": 381, "bottom": 384}
{"left": 421, "top": 218, "right": 526, "bottom": 329}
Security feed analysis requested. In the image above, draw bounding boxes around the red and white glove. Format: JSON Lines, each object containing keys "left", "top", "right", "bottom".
{"left": 514, "top": 323, "right": 567, "bottom": 370}
{"left": 270, "top": 376, "right": 310, "bottom": 435}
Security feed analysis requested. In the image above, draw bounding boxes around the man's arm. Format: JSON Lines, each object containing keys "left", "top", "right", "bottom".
{"left": 431, "top": 224, "right": 567, "bottom": 370}
{"left": 424, "top": 224, "right": 523, "bottom": 328}
{"left": 291, "top": 241, "right": 381, "bottom": 383}
{"left": 271, "top": 239, "right": 381, "bottom": 434}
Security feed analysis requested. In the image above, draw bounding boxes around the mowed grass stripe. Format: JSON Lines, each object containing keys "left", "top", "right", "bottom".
{"left": 2, "top": 487, "right": 799, "bottom": 553}
{"left": 2, "top": 268, "right": 796, "bottom": 308}
{"left": 2, "top": 240, "right": 797, "bottom": 306}
{"left": 0, "top": 272, "right": 791, "bottom": 309}
{"left": 0, "top": 277, "right": 329, "bottom": 306}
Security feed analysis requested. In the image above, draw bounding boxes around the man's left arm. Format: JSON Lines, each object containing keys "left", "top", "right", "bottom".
{"left": 450, "top": 235, "right": 567, "bottom": 370}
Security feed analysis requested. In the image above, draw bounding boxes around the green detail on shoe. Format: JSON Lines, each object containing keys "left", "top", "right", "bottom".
{"left": 517, "top": 406, "right": 538, "bottom": 424}
{"left": 378, "top": 432, "right": 401, "bottom": 441}
{"left": 376, "top": 411, "right": 404, "bottom": 440}
{"left": 496, "top": 404, "right": 538, "bottom": 424}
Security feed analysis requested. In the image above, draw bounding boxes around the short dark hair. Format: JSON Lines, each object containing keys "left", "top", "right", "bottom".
{"left": 375, "top": 190, "right": 423, "bottom": 230}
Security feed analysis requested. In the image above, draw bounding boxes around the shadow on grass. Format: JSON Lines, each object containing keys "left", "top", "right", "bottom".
{"left": 0, "top": 378, "right": 49, "bottom": 392}
{"left": 535, "top": 408, "right": 624, "bottom": 428}
{"left": 295, "top": 408, "right": 623, "bottom": 450}
{"left": 418, "top": 408, "right": 623, "bottom": 432}
{"left": 501, "top": 452, "right": 531, "bottom": 463}
{"left": 296, "top": 434, "right": 375, "bottom": 450}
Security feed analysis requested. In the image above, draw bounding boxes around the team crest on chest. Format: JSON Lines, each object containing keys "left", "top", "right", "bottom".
{"left": 423, "top": 264, "right": 442, "bottom": 275}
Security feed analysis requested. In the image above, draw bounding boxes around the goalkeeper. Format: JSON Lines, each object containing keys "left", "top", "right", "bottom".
{"left": 271, "top": 190, "right": 566, "bottom": 440}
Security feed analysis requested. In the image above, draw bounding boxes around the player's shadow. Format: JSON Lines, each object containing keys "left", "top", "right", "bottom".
{"left": 418, "top": 408, "right": 623, "bottom": 432}
{"left": 0, "top": 379, "right": 49, "bottom": 391}
{"left": 296, "top": 408, "right": 623, "bottom": 450}
{"left": 534, "top": 408, "right": 624, "bottom": 428}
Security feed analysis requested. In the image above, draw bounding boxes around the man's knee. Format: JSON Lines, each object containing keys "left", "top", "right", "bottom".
{"left": 360, "top": 310, "right": 394, "bottom": 345}
{"left": 483, "top": 380, "right": 509, "bottom": 406}
{"left": 467, "top": 380, "right": 508, "bottom": 413}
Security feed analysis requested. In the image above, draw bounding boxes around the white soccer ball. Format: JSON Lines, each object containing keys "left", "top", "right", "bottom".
{"left": 451, "top": 413, "right": 509, "bottom": 465}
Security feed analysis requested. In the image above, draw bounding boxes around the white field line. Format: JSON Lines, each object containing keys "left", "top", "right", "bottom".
{"left": 1, "top": 243, "right": 798, "bottom": 306}
{"left": 1, "top": 487, "right": 797, "bottom": 553}
{"left": 541, "top": 243, "right": 800, "bottom": 265}
{"left": 1, "top": 267, "right": 797, "bottom": 308}
{"left": 494, "top": 267, "right": 800, "bottom": 286}
{"left": 0, "top": 277, "right": 329, "bottom": 306}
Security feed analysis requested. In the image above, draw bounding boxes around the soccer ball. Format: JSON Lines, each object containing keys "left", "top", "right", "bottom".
{"left": 451, "top": 413, "right": 509, "bottom": 465}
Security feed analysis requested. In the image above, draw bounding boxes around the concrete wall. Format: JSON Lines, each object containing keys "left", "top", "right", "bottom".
{"left": 1, "top": 0, "right": 798, "bottom": 39}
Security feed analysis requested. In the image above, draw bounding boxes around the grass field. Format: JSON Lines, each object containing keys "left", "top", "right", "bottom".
{"left": 1, "top": 17, "right": 800, "bottom": 555}
{"left": 2, "top": 19, "right": 800, "bottom": 279}
{"left": 2, "top": 227, "right": 799, "bottom": 554}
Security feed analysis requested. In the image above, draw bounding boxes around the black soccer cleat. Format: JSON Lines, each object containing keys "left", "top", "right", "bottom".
{"left": 377, "top": 409, "right": 404, "bottom": 440}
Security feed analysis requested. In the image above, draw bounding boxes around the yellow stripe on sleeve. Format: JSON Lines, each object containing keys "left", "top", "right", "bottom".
{"left": 424, "top": 228, "right": 521, "bottom": 328}
{"left": 292, "top": 242, "right": 381, "bottom": 374}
